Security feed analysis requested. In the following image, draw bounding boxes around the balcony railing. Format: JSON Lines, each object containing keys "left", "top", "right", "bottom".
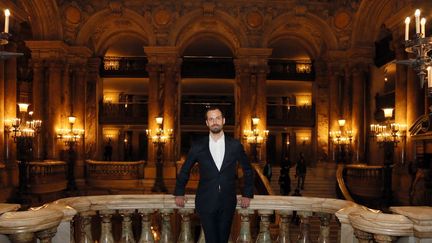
{"left": 267, "top": 104, "right": 315, "bottom": 127}
{"left": 0, "top": 195, "right": 431, "bottom": 243}
{"left": 99, "top": 101, "right": 148, "bottom": 124}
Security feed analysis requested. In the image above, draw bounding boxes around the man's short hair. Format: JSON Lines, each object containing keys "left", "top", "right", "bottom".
{"left": 205, "top": 106, "right": 225, "bottom": 119}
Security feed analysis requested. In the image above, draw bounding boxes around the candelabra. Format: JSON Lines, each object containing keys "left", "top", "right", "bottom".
{"left": 329, "top": 119, "right": 353, "bottom": 163}
{"left": 370, "top": 108, "right": 406, "bottom": 206}
{"left": 56, "top": 116, "right": 84, "bottom": 190}
{"left": 243, "top": 117, "right": 269, "bottom": 163}
{"left": 0, "top": 9, "right": 23, "bottom": 60}
{"left": 4, "top": 103, "right": 42, "bottom": 199}
{"left": 146, "top": 116, "right": 173, "bottom": 192}
{"left": 399, "top": 9, "right": 432, "bottom": 95}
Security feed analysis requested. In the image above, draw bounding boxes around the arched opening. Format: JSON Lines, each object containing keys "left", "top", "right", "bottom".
{"left": 100, "top": 36, "right": 149, "bottom": 161}
{"left": 267, "top": 37, "right": 314, "bottom": 170}
{"left": 180, "top": 35, "right": 235, "bottom": 159}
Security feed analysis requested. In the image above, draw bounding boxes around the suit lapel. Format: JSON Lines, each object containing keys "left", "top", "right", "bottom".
{"left": 219, "top": 136, "right": 231, "bottom": 172}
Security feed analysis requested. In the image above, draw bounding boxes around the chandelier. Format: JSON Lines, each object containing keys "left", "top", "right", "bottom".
{"left": 4, "top": 103, "right": 42, "bottom": 141}
{"left": 243, "top": 117, "right": 269, "bottom": 145}
{"left": 329, "top": 119, "right": 353, "bottom": 145}
{"left": 399, "top": 9, "right": 432, "bottom": 94}
{"left": 370, "top": 108, "right": 406, "bottom": 146}
{"left": 56, "top": 116, "right": 84, "bottom": 146}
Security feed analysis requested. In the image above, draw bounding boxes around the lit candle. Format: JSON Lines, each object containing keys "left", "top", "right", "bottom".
{"left": 4, "top": 9, "right": 10, "bottom": 33}
{"left": 415, "top": 9, "right": 421, "bottom": 34}
{"left": 405, "top": 17, "right": 411, "bottom": 40}
{"left": 421, "top": 18, "right": 426, "bottom": 37}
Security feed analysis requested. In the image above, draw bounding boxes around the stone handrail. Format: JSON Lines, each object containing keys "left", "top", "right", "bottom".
{"left": 0, "top": 195, "right": 431, "bottom": 242}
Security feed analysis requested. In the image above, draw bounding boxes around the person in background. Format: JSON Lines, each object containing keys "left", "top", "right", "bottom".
{"left": 263, "top": 161, "right": 272, "bottom": 182}
{"left": 174, "top": 106, "right": 254, "bottom": 243}
{"left": 295, "top": 152, "right": 307, "bottom": 190}
{"left": 103, "top": 138, "right": 113, "bottom": 161}
{"left": 278, "top": 156, "right": 291, "bottom": 195}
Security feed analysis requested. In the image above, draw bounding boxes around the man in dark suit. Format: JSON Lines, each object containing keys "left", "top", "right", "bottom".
{"left": 174, "top": 106, "right": 254, "bottom": 243}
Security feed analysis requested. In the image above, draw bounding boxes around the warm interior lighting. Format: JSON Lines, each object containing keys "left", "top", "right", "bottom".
{"left": 68, "top": 116, "right": 76, "bottom": 125}
{"left": 338, "top": 119, "right": 346, "bottom": 127}
{"left": 155, "top": 117, "right": 163, "bottom": 125}
{"left": 252, "top": 117, "right": 260, "bottom": 126}
{"left": 17, "top": 103, "right": 29, "bottom": 113}
{"left": 382, "top": 108, "right": 394, "bottom": 118}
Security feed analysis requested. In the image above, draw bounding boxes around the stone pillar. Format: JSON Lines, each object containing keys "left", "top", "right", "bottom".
{"left": 234, "top": 48, "right": 272, "bottom": 162}
{"left": 3, "top": 48, "right": 17, "bottom": 168}
{"left": 314, "top": 60, "right": 330, "bottom": 161}
{"left": 393, "top": 35, "right": 408, "bottom": 165}
{"left": 31, "top": 60, "right": 44, "bottom": 160}
{"left": 351, "top": 63, "right": 368, "bottom": 163}
{"left": 327, "top": 62, "right": 343, "bottom": 162}
{"left": 145, "top": 47, "right": 181, "bottom": 164}
{"left": 406, "top": 67, "right": 423, "bottom": 162}
{"left": 85, "top": 58, "right": 101, "bottom": 160}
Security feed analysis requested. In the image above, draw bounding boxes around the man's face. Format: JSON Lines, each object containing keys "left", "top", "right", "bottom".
{"left": 206, "top": 109, "right": 225, "bottom": 134}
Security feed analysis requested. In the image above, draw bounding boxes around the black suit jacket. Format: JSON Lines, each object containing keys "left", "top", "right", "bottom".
{"left": 174, "top": 135, "right": 254, "bottom": 213}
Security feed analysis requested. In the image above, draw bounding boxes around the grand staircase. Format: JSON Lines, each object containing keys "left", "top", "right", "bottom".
{"left": 267, "top": 161, "right": 340, "bottom": 242}
{"left": 268, "top": 160, "right": 338, "bottom": 198}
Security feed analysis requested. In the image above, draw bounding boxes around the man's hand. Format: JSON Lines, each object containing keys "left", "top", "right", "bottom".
{"left": 239, "top": 197, "right": 251, "bottom": 208}
{"left": 175, "top": 196, "right": 187, "bottom": 207}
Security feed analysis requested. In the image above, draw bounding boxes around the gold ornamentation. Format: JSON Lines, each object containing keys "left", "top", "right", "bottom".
{"left": 246, "top": 11, "right": 263, "bottom": 28}
{"left": 154, "top": 9, "right": 172, "bottom": 26}
{"left": 334, "top": 10, "right": 351, "bottom": 30}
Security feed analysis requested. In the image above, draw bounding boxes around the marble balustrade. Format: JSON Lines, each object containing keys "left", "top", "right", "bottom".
{"left": 0, "top": 195, "right": 431, "bottom": 243}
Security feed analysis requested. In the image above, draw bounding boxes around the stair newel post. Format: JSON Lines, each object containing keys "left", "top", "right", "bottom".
{"left": 159, "top": 209, "right": 174, "bottom": 243}
{"left": 297, "top": 211, "right": 312, "bottom": 243}
{"left": 138, "top": 209, "right": 155, "bottom": 243}
{"left": 236, "top": 208, "right": 254, "bottom": 243}
{"left": 255, "top": 209, "right": 273, "bottom": 243}
{"left": 317, "top": 213, "right": 331, "bottom": 243}
{"left": 99, "top": 209, "right": 115, "bottom": 243}
{"left": 177, "top": 208, "right": 194, "bottom": 243}
{"left": 276, "top": 210, "right": 292, "bottom": 243}
{"left": 119, "top": 209, "right": 136, "bottom": 243}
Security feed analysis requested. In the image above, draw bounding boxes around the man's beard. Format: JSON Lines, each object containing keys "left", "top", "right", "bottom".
{"left": 210, "top": 125, "right": 223, "bottom": 134}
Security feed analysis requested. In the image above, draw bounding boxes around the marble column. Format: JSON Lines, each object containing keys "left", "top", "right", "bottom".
{"left": 85, "top": 58, "right": 101, "bottom": 160}
{"left": 145, "top": 47, "right": 181, "bottom": 165}
{"left": 351, "top": 63, "right": 368, "bottom": 163}
{"left": 234, "top": 48, "right": 271, "bottom": 162}
{"left": 31, "top": 60, "right": 45, "bottom": 160}
{"left": 3, "top": 48, "right": 17, "bottom": 167}
{"left": 406, "top": 67, "right": 423, "bottom": 162}
{"left": 314, "top": 60, "right": 330, "bottom": 161}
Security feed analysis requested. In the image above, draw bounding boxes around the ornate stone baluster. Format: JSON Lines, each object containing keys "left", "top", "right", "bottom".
{"left": 197, "top": 227, "right": 205, "bottom": 243}
{"left": 317, "top": 213, "right": 331, "bottom": 243}
{"left": 79, "top": 211, "right": 95, "bottom": 243}
{"left": 36, "top": 227, "right": 57, "bottom": 243}
{"left": 374, "top": 234, "right": 398, "bottom": 243}
{"left": 138, "top": 209, "right": 155, "bottom": 243}
{"left": 255, "top": 209, "right": 273, "bottom": 243}
{"left": 160, "top": 209, "right": 174, "bottom": 243}
{"left": 177, "top": 208, "right": 194, "bottom": 243}
{"left": 8, "top": 233, "right": 35, "bottom": 243}
{"left": 297, "top": 211, "right": 312, "bottom": 243}
{"left": 276, "top": 210, "right": 292, "bottom": 243}
{"left": 99, "top": 209, "right": 115, "bottom": 243}
{"left": 236, "top": 208, "right": 253, "bottom": 243}
{"left": 353, "top": 229, "right": 373, "bottom": 243}
{"left": 119, "top": 209, "right": 136, "bottom": 243}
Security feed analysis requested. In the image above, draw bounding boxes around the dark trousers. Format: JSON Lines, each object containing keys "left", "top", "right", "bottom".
{"left": 198, "top": 206, "right": 235, "bottom": 243}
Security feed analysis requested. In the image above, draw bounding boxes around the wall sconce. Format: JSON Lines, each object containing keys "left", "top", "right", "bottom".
{"left": 56, "top": 116, "right": 85, "bottom": 146}
{"left": 370, "top": 108, "right": 406, "bottom": 146}
{"left": 243, "top": 117, "right": 269, "bottom": 145}
{"left": 4, "top": 103, "right": 42, "bottom": 141}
